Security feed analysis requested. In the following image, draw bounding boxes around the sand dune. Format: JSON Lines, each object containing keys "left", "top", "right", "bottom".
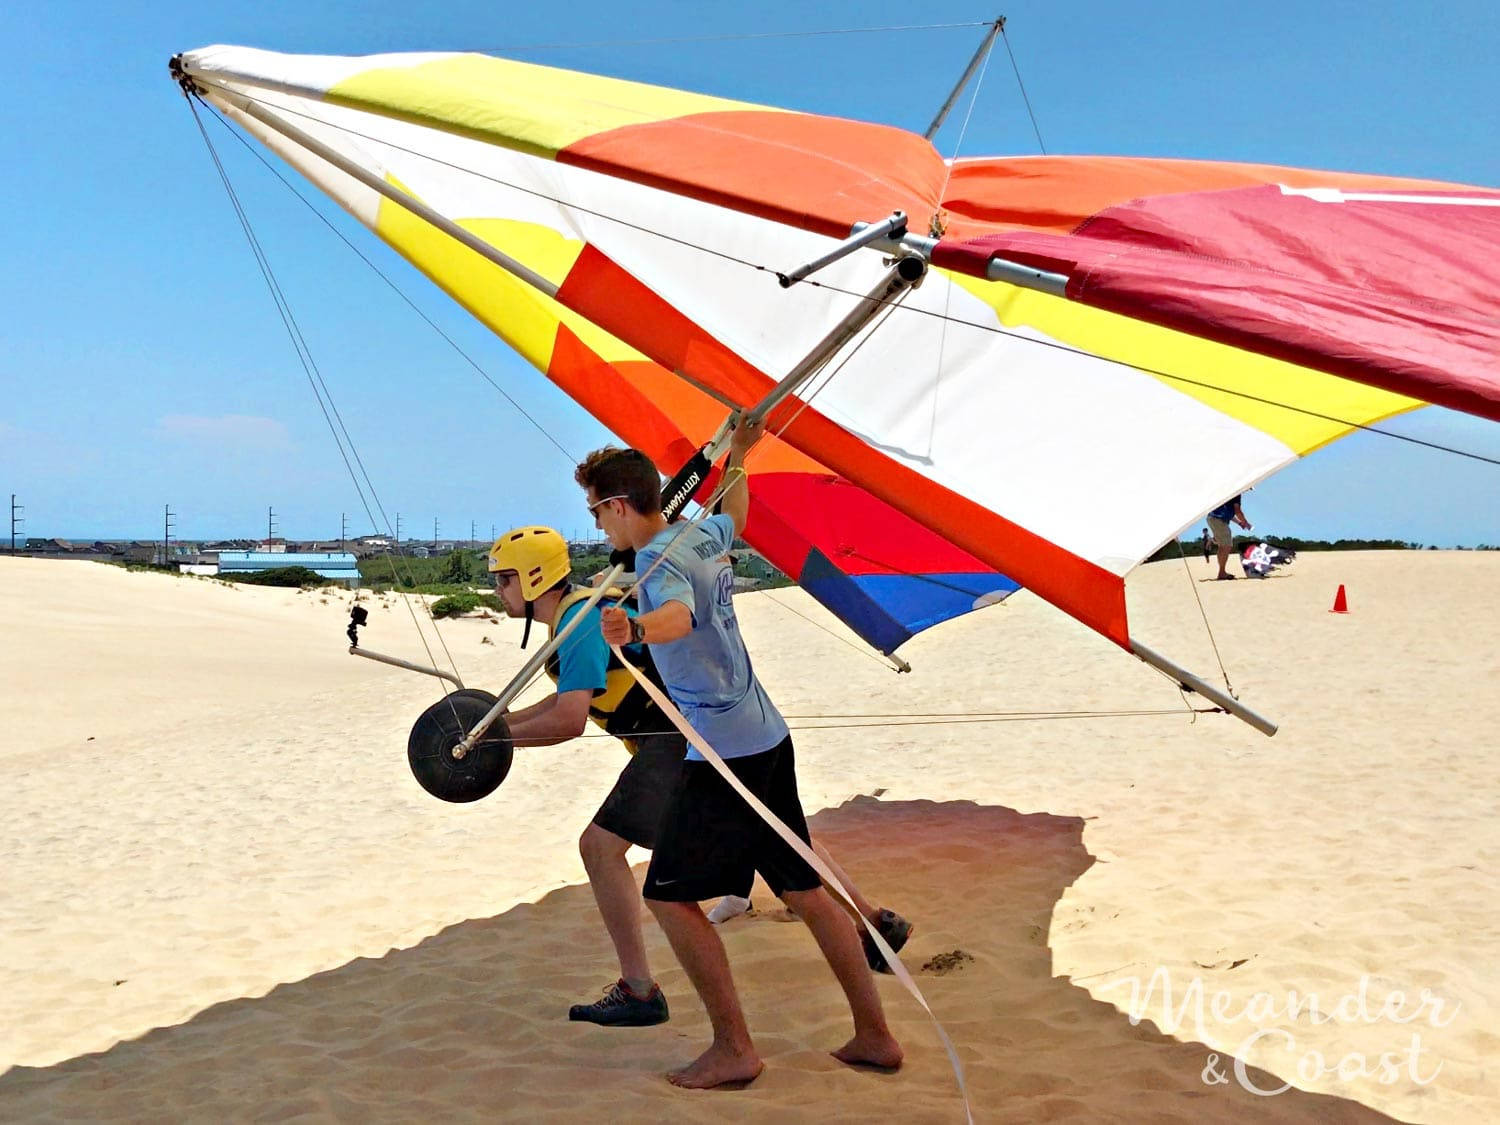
{"left": 2, "top": 551, "right": 1496, "bottom": 1121}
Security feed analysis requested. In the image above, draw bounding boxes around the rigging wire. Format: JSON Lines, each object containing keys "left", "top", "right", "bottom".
{"left": 467, "top": 21, "right": 998, "bottom": 54}
{"left": 185, "top": 92, "right": 1265, "bottom": 732}
{"left": 1000, "top": 22, "right": 1047, "bottom": 154}
{"left": 551, "top": 706, "right": 1221, "bottom": 741}
{"left": 187, "top": 96, "right": 465, "bottom": 691}
{"left": 219, "top": 88, "right": 1500, "bottom": 472}
{"left": 199, "top": 92, "right": 923, "bottom": 687}
{"left": 201, "top": 86, "right": 979, "bottom": 678}
{"left": 1172, "top": 536, "right": 1235, "bottom": 694}
{"left": 926, "top": 32, "right": 995, "bottom": 459}
{"left": 204, "top": 104, "right": 582, "bottom": 471}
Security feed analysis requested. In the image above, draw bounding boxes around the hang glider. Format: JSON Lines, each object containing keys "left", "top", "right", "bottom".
{"left": 169, "top": 46, "right": 1500, "bottom": 731}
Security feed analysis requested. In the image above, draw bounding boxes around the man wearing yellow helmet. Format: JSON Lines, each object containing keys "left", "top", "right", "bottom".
{"left": 487, "top": 524, "right": 677, "bottom": 1027}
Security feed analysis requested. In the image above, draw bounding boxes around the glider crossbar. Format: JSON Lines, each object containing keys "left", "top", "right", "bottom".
{"left": 196, "top": 84, "right": 562, "bottom": 300}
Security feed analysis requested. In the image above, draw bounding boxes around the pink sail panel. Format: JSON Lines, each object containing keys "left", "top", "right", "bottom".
{"left": 934, "top": 183, "right": 1500, "bottom": 423}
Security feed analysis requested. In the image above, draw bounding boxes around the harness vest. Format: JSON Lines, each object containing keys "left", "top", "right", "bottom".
{"left": 544, "top": 586, "right": 665, "bottom": 752}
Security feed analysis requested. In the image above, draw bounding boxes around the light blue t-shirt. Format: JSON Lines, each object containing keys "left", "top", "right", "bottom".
{"left": 636, "top": 514, "right": 788, "bottom": 760}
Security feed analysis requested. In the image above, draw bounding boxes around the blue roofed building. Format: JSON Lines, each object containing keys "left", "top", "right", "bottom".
{"left": 217, "top": 551, "right": 362, "bottom": 587}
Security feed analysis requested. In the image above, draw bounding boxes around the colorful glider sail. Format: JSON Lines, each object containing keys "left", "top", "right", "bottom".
{"left": 172, "top": 46, "right": 1500, "bottom": 657}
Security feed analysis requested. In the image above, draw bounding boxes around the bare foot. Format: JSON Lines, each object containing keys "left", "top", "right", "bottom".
{"left": 833, "top": 1031, "right": 904, "bottom": 1071}
{"left": 666, "top": 1043, "right": 765, "bottom": 1089}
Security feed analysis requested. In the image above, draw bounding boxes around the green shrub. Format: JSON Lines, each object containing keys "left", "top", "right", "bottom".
{"left": 226, "top": 566, "right": 332, "bottom": 588}
{"left": 431, "top": 592, "right": 504, "bottom": 618}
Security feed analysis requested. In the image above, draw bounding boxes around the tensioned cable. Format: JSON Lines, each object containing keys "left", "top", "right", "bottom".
{"left": 551, "top": 706, "right": 1219, "bottom": 742}
{"left": 204, "top": 88, "right": 995, "bottom": 681}
{"left": 1000, "top": 22, "right": 1047, "bottom": 153}
{"left": 188, "top": 97, "right": 465, "bottom": 690}
{"left": 226, "top": 89, "right": 1500, "bottom": 471}
{"left": 1173, "top": 536, "right": 1235, "bottom": 693}
{"left": 204, "top": 103, "right": 581, "bottom": 470}
{"left": 756, "top": 589, "right": 896, "bottom": 669}
{"left": 926, "top": 30, "right": 995, "bottom": 460}
{"left": 469, "top": 21, "right": 996, "bottom": 54}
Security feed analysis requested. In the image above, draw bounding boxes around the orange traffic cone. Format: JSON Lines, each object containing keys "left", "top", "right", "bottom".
{"left": 1330, "top": 584, "right": 1349, "bottom": 614}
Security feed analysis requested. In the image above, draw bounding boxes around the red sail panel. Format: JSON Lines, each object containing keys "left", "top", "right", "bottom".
{"left": 934, "top": 184, "right": 1500, "bottom": 423}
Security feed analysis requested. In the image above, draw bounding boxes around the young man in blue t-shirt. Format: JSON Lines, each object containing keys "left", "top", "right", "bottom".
{"left": 581, "top": 419, "right": 903, "bottom": 1089}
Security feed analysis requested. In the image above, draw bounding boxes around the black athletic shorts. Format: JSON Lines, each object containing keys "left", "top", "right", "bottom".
{"left": 590, "top": 731, "right": 686, "bottom": 849}
{"left": 642, "top": 734, "right": 820, "bottom": 903}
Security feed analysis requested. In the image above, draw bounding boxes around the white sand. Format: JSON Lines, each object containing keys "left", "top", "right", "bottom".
{"left": 1, "top": 551, "right": 1496, "bottom": 1121}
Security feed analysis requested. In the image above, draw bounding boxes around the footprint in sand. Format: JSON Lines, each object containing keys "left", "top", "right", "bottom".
{"left": 921, "top": 950, "right": 975, "bottom": 975}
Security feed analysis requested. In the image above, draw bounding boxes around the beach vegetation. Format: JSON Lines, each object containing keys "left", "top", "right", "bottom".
{"left": 223, "top": 565, "right": 333, "bottom": 588}
{"left": 430, "top": 591, "right": 505, "bottom": 618}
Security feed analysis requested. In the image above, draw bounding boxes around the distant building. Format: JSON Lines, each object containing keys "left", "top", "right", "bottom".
{"left": 258, "top": 538, "right": 288, "bottom": 553}
{"left": 217, "top": 551, "right": 361, "bottom": 587}
{"left": 23, "top": 537, "right": 73, "bottom": 554}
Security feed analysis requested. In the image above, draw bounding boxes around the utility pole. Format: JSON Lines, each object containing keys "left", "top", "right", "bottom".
{"left": 9, "top": 494, "right": 21, "bottom": 554}
{"left": 340, "top": 512, "right": 348, "bottom": 554}
{"left": 267, "top": 506, "right": 278, "bottom": 547}
{"left": 470, "top": 519, "right": 476, "bottom": 550}
{"left": 395, "top": 512, "right": 402, "bottom": 547}
{"left": 432, "top": 517, "right": 439, "bottom": 551}
{"left": 163, "top": 504, "right": 175, "bottom": 567}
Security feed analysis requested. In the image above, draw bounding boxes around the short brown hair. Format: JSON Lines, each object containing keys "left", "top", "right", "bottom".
{"left": 574, "top": 446, "right": 662, "bottom": 515}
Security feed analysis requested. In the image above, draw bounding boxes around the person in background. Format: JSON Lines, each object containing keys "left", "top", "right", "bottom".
{"left": 1207, "top": 494, "right": 1252, "bottom": 580}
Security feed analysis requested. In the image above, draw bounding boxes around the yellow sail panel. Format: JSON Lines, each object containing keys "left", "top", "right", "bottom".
{"left": 328, "top": 54, "right": 781, "bottom": 161}
{"left": 375, "top": 181, "right": 647, "bottom": 372}
{"left": 950, "top": 271, "right": 1421, "bottom": 457}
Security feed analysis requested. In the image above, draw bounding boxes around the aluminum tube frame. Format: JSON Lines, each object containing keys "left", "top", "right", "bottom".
{"left": 778, "top": 212, "right": 907, "bottom": 287}
{"left": 925, "top": 18, "right": 1005, "bottom": 140}
{"left": 197, "top": 83, "right": 560, "bottom": 299}
{"left": 1130, "top": 639, "right": 1279, "bottom": 736}
{"left": 348, "top": 645, "right": 465, "bottom": 688}
{"left": 850, "top": 224, "right": 1070, "bottom": 299}
{"left": 453, "top": 563, "right": 626, "bottom": 758}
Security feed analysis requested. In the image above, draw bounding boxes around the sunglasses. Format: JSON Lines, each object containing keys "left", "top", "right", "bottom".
{"left": 587, "top": 493, "right": 628, "bottom": 518}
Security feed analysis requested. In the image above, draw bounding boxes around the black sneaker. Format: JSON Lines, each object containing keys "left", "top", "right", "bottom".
{"left": 861, "top": 909, "right": 914, "bottom": 974}
{"left": 568, "top": 980, "right": 670, "bottom": 1027}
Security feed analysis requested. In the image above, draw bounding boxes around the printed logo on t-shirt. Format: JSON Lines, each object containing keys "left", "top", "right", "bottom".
{"left": 714, "top": 564, "right": 734, "bottom": 610}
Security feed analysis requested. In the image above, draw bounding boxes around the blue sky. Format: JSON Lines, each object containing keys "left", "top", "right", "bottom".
{"left": 2, "top": 1, "right": 1497, "bottom": 546}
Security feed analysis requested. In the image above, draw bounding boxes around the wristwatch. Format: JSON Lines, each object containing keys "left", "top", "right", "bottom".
{"left": 629, "top": 617, "right": 647, "bottom": 644}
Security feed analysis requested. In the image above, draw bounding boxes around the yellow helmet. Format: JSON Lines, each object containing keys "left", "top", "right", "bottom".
{"left": 488, "top": 526, "right": 570, "bottom": 602}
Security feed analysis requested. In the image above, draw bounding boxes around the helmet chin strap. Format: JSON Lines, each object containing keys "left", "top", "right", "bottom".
{"left": 520, "top": 601, "right": 534, "bottom": 650}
